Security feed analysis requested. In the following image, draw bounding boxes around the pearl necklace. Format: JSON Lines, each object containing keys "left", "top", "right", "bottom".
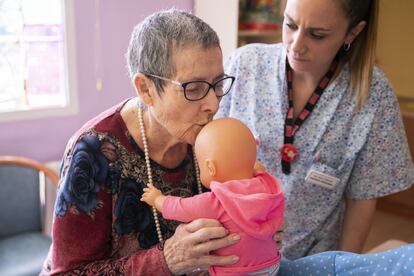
{"left": 137, "top": 106, "right": 203, "bottom": 244}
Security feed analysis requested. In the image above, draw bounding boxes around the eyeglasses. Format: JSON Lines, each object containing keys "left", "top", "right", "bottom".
{"left": 144, "top": 73, "right": 235, "bottom": 101}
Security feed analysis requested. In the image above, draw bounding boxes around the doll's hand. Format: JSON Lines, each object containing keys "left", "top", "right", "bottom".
{"left": 141, "top": 183, "right": 163, "bottom": 208}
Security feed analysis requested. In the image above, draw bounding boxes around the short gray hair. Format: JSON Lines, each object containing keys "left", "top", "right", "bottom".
{"left": 126, "top": 9, "right": 221, "bottom": 92}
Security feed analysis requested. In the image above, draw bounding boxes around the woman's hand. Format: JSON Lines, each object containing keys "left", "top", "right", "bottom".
{"left": 253, "top": 160, "right": 266, "bottom": 173}
{"left": 273, "top": 219, "right": 287, "bottom": 250}
{"left": 163, "top": 218, "right": 240, "bottom": 275}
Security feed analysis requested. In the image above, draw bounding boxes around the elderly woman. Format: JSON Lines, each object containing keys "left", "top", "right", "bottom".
{"left": 41, "top": 9, "right": 239, "bottom": 275}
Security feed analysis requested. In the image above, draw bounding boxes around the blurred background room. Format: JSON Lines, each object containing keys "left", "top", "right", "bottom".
{"left": 0, "top": 0, "right": 412, "bottom": 275}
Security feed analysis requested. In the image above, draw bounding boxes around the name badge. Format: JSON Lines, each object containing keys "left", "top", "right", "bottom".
{"left": 305, "top": 170, "right": 339, "bottom": 189}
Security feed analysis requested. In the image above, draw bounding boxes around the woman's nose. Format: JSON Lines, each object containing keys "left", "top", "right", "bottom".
{"left": 202, "top": 88, "right": 220, "bottom": 114}
{"left": 291, "top": 31, "right": 306, "bottom": 55}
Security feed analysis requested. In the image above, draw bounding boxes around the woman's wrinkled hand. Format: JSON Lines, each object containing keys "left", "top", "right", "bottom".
{"left": 163, "top": 218, "right": 240, "bottom": 275}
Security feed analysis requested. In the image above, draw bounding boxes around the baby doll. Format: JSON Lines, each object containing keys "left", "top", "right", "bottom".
{"left": 141, "top": 118, "right": 284, "bottom": 276}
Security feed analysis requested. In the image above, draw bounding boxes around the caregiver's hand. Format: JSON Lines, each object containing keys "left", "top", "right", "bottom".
{"left": 164, "top": 218, "right": 240, "bottom": 275}
{"left": 254, "top": 160, "right": 266, "bottom": 173}
{"left": 273, "top": 219, "right": 287, "bottom": 250}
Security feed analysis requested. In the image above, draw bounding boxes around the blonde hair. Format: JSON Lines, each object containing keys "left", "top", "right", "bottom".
{"left": 338, "top": 0, "right": 379, "bottom": 110}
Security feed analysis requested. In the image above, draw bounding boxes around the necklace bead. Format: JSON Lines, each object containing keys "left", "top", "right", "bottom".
{"left": 137, "top": 106, "right": 202, "bottom": 245}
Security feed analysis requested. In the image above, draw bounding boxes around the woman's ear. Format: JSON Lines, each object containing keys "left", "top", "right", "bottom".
{"left": 133, "top": 73, "right": 153, "bottom": 106}
{"left": 205, "top": 159, "right": 216, "bottom": 177}
{"left": 345, "top": 20, "right": 367, "bottom": 44}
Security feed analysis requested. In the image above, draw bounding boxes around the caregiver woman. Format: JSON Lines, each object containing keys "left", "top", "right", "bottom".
{"left": 217, "top": 0, "right": 414, "bottom": 259}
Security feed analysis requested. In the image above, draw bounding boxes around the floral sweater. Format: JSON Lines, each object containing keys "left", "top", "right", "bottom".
{"left": 41, "top": 99, "right": 200, "bottom": 275}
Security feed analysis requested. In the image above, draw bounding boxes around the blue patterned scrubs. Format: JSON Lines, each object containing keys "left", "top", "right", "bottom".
{"left": 216, "top": 43, "right": 414, "bottom": 259}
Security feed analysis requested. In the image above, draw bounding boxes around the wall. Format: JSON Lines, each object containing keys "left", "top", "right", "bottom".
{"left": 0, "top": 0, "right": 193, "bottom": 162}
{"left": 194, "top": 0, "right": 239, "bottom": 60}
{"left": 377, "top": 0, "right": 414, "bottom": 99}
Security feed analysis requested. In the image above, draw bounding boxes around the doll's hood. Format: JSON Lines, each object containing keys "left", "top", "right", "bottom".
{"left": 210, "top": 172, "right": 285, "bottom": 239}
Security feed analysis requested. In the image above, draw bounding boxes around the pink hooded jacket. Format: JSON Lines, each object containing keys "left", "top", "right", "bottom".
{"left": 162, "top": 172, "right": 285, "bottom": 276}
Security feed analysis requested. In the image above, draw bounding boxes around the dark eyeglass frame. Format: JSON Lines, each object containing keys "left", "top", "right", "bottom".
{"left": 144, "top": 72, "right": 235, "bottom": 101}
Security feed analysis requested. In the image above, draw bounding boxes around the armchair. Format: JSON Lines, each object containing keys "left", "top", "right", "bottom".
{"left": 0, "top": 156, "right": 59, "bottom": 276}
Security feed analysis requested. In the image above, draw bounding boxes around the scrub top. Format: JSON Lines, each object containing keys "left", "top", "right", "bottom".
{"left": 216, "top": 43, "right": 414, "bottom": 259}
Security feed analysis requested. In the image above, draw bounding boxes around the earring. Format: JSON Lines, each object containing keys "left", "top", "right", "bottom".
{"left": 343, "top": 42, "right": 351, "bottom": 51}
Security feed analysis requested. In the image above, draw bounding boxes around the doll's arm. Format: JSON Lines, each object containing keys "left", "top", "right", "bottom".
{"left": 163, "top": 193, "right": 218, "bottom": 222}
{"left": 140, "top": 183, "right": 166, "bottom": 212}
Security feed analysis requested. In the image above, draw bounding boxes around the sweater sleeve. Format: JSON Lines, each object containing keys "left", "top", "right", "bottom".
{"left": 162, "top": 193, "right": 220, "bottom": 222}
{"left": 45, "top": 135, "right": 172, "bottom": 275}
{"left": 49, "top": 214, "right": 171, "bottom": 275}
{"left": 48, "top": 245, "right": 170, "bottom": 275}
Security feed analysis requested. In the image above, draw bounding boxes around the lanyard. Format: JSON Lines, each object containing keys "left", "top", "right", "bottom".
{"left": 281, "top": 58, "right": 338, "bottom": 175}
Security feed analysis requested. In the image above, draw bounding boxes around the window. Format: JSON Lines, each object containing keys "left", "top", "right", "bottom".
{"left": 0, "top": 0, "right": 77, "bottom": 122}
